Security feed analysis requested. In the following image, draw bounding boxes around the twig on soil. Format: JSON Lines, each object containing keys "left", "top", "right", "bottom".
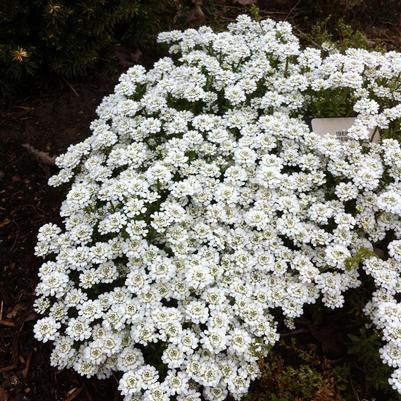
{"left": 62, "top": 77, "right": 80, "bottom": 97}
{"left": 285, "top": 0, "right": 302, "bottom": 20}
{"left": 280, "top": 328, "right": 308, "bottom": 337}
{"left": 294, "top": 27, "right": 320, "bottom": 47}
{"left": 63, "top": 387, "right": 83, "bottom": 401}
{"left": 0, "top": 364, "right": 17, "bottom": 373}
{"left": 0, "top": 320, "right": 15, "bottom": 327}
{"left": 350, "top": 376, "right": 361, "bottom": 401}
{"left": 16, "top": 106, "right": 35, "bottom": 111}
{"left": 22, "top": 352, "right": 33, "bottom": 380}
{"left": 9, "top": 220, "right": 20, "bottom": 254}
{"left": 22, "top": 144, "right": 56, "bottom": 166}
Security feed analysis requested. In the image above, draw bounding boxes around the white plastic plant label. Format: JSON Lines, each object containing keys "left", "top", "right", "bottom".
{"left": 311, "top": 117, "right": 380, "bottom": 142}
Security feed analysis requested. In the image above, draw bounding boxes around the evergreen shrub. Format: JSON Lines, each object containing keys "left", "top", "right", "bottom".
{"left": 0, "top": 0, "right": 173, "bottom": 96}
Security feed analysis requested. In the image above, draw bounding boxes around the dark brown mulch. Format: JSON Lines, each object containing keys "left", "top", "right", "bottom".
{"left": 0, "top": 74, "right": 124, "bottom": 401}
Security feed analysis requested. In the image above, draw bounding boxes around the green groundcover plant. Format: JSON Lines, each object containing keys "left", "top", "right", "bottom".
{"left": 0, "top": 0, "right": 171, "bottom": 95}
{"left": 33, "top": 15, "right": 401, "bottom": 401}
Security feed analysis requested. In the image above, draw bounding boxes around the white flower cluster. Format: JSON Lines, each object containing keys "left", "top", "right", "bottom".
{"left": 34, "top": 15, "right": 401, "bottom": 400}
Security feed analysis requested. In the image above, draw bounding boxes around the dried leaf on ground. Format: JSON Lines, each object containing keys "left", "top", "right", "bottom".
{"left": 0, "top": 219, "right": 11, "bottom": 229}
{"left": 186, "top": 5, "right": 205, "bottom": 23}
{"left": 6, "top": 304, "right": 26, "bottom": 320}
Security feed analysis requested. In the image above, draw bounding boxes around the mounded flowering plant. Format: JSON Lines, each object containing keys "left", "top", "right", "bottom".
{"left": 34, "top": 15, "right": 401, "bottom": 401}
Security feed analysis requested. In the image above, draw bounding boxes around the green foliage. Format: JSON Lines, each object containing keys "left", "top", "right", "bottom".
{"left": 245, "top": 325, "right": 401, "bottom": 401}
{"left": 252, "top": 346, "right": 327, "bottom": 401}
{"left": 329, "top": 328, "right": 401, "bottom": 400}
{"left": 250, "top": 338, "right": 272, "bottom": 359}
{"left": 344, "top": 247, "right": 376, "bottom": 270}
{"left": 0, "top": 0, "right": 174, "bottom": 97}
{"left": 305, "top": 87, "right": 356, "bottom": 118}
{"left": 346, "top": 329, "right": 393, "bottom": 392}
{"left": 302, "top": 0, "right": 401, "bottom": 29}
{"left": 248, "top": 5, "right": 262, "bottom": 22}
{"left": 307, "top": 17, "right": 374, "bottom": 52}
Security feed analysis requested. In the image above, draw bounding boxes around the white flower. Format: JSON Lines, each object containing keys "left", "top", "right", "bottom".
{"left": 34, "top": 317, "right": 60, "bottom": 342}
{"left": 77, "top": 300, "right": 103, "bottom": 322}
{"left": 83, "top": 340, "right": 107, "bottom": 365}
{"left": 229, "top": 328, "right": 252, "bottom": 356}
{"left": 380, "top": 342, "right": 401, "bottom": 368}
{"left": 389, "top": 368, "right": 401, "bottom": 393}
{"left": 138, "top": 365, "right": 159, "bottom": 390}
{"left": 119, "top": 370, "right": 143, "bottom": 396}
{"left": 162, "top": 345, "right": 185, "bottom": 368}
{"left": 389, "top": 240, "right": 401, "bottom": 262}
{"left": 117, "top": 347, "right": 144, "bottom": 372}
{"left": 66, "top": 318, "right": 92, "bottom": 341}
{"left": 185, "top": 301, "right": 209, "bottom": 324}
